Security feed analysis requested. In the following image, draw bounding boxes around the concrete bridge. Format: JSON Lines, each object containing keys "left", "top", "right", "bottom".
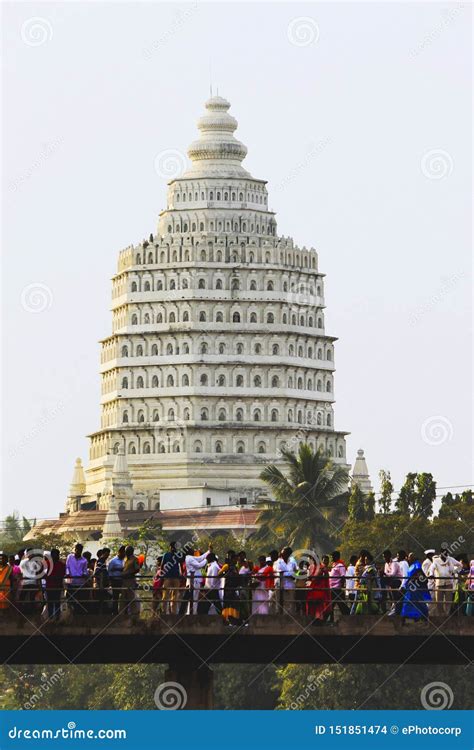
{"left": 1, "top": 614, "right": 472, "bottom": 665}
{"left": 2, "top": 615, "right": 471, "bottom": 708}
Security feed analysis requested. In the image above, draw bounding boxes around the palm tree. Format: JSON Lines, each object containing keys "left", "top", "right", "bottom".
{"left": 257, "top": 443, "right": 350, "bottom": 553}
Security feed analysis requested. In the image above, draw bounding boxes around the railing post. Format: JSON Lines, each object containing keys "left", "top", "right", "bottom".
{"left": 279, "top": 572, "right": 284, "bottom": 613}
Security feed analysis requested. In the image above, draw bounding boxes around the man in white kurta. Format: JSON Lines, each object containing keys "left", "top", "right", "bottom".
{"left": 422, "top": 549, "right": 435, "bottom": 612}
{"left": 428, "top": 551, "right": 462, "bottom": 616}
{"left": 274, "top": 547, "right": 298, "bottom": 614}
{"left": 182, "top": 549, "right": 210, "bottom": 615}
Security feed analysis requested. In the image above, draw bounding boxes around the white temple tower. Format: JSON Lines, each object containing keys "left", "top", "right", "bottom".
{"left": 351, "top": 449, "right": 373, "bottom": 495}
{"left": 76, "top": 95, "right": 348, "bottom": 512}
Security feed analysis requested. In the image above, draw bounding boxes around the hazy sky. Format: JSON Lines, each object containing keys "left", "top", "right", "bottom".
{"left": 2, "top": 1, "right": 472, "bottom": 520}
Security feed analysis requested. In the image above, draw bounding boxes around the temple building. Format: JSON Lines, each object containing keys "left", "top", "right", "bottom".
{"left": 351, "top": 449, "right": 373, "bottom": 495}
{"left": 27, "top": 94, "right": 351, "bottom": 542}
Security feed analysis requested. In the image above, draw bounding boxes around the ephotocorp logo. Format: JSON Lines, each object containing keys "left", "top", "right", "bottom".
{"left": 154, "top": 681, "right": 187, "bottom": 710}
{"left": 21, "top": 283, "right": 53, "bottom": 313}
{"left": 20, "top": 550, "right": 53, "bottom": 580}
{"left": 421, "top": 149, "right": 453, "bottom": 180}
{"left": 154, "top": 149, "right": 187, "bottom": 179}
{"left": 421, "top": 416, "right": 453, "bottom": 446}
{"left": 420, "top": 681, "right": 454, "bottom": 710}
{"left": 291, "top": 549, "right": 320, "bottom": 578}
{"left": 287, "top": 16, "right": 320, "bottom": 47}
{"left": 21, "top": 17, "right": 53, "bottom": 47}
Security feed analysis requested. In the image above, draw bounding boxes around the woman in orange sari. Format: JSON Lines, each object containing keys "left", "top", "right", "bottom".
{"left": 0, "top": 554, "right": 12, "bottom": 610}
{"left": 306, "top": 555, "right": 331, "bottom": 622}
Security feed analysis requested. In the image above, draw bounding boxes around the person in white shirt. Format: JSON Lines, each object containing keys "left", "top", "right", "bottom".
{"left": 389, "top": 550, "right": 408, "bottom": 616}
{"left": 345, "top": 555, "right": 358, "bottom": 603}
{"left": 422, "top": 549, "right": 436, "bottom": 612}
{"left": 396, "top": 550, "right": 409, "bottom": 585}
{"left": 178, "top": 546, "right": 210, "bottom": 615}
{"left": 421, "top": 549, "right": 435, "bottom": 580}
{"left": 200, "top": 553, "right": 222, "bottom": 615}
{"left": 381, "top": 549, "right": 402, "bottom": 613}
{"left": 428, "top": 550, "right": 462, "bottom": 616}
{"left": 274, "top": 547, "right": 297, "bottom": 614}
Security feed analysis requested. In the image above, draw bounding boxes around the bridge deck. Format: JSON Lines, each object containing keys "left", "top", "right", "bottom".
{"left": 0, "top": 615, "right": 472, "bottom": 665}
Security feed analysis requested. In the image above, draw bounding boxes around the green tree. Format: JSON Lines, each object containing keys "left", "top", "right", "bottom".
{"left": 365, "top": 491, "right": 376, "bottom": 521}
{"left": 277, "top": 664, "right": 473, "bottom": 710}
{"left": 415, "top": 472, "right": 436, "bottom": 517}
{"left": 109, "top": 518, "right": 166, "bottom": 569}
{"left": 378, "top": 469, "right": 393, "bottom": 514}
{"left": 460, "top": 489, "right": 473, "bottom": 506}
{"left": 347, "top": 483, "right": 366, "bottom": 522}
{"left": 26, "top": 532, "right": 77, "bottom": 556}
{"left": 257, "top": 444, "right": 349, "bottom": 552}
{"left": 396, "top": 472, "right": 417, "bottom": 515}
{"left": 0, "top": 511, "right": 32, "bottom": 550}
{"left": 439, "top": 491, "right": 457, "bottom": 519}
{"left": 214, "top": 664, "right": 278, "bottom": 709}
{"left": 438, "top": 490, "right": 473, "bottom": 525}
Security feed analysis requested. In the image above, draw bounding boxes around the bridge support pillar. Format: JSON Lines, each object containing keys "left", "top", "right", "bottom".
{"left": 165, "top": 664, "right": 213, "bottom": 710}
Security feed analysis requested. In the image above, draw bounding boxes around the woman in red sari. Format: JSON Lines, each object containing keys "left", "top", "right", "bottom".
{"left": 306, "top": 555, "right": 331, "bottom": 622}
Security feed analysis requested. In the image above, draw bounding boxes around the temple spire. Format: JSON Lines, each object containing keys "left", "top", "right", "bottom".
{"left": 101, "top": 494, "right": 123, "bottom": 542}
{"left": 69, "top": 457, "right": 86, "bottom": 496}
{"left": 183, "top": 95, "right": 251, "bottom": 179}
{"left": 351, "top": 449, "right": 373, "bottom": 495}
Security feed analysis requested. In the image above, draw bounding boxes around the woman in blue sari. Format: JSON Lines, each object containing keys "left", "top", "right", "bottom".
{"left": 401, "top": 553, "right": 430, "bottom": 623}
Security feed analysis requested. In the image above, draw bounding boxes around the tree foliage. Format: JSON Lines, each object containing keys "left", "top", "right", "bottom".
{"left": 378, "top": 469, "right": 393, "bottom": 514}
{"left": 257, "top": 444, "right": 349, "bottom": 553}
{"left": 277, "top": 664, "right": 473, "bottom": 710}
{"left": 348, "top": 484, "right": 366, "bottom": 522}
{"left": 395, "top": 472, "right": 436, "bottom": 518}
{"left": 0, "top": 511, "right": 32, "bottom": 552}
{"left": 365, "top": 491, "right": 376, "bottom": 521}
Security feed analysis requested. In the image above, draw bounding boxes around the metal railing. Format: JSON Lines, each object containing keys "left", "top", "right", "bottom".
{"left": 2, "top": 574, "right": 468, "bottom": 621}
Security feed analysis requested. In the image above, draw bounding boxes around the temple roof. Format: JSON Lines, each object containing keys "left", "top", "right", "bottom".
{"left": 23, "top": 507, "right": 259, "bottom": 541}
{"left": 181, "top": 95, "right": 252, "bottom": 179}
{"left": 351, "top": 448, "right": 373, "bottom": 494}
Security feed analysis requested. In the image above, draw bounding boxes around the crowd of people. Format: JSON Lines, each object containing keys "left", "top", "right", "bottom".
{"left": 0, "top": 543, "right": 472, "bottom": 626}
